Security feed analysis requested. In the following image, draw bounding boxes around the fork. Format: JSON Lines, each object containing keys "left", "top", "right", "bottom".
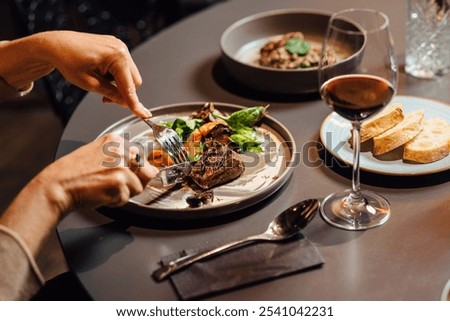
{"left": 142, "top": 117, "right": 190, "bottom": 164}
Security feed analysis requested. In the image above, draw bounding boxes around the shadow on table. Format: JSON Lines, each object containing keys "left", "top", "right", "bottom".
{"left": 316, "top": 139, "right": 450, "bottom": 188}
{"left": 59, "top": 221, "right": 133, "bottom": 273}
{"left": 99, "top": 174, "right": 292, "bottom": 230}
{"left": 32, "top": 271, "right": 93, "bottom": 301}
{"left": 211, "top": 58, "right": 321, "bottom": 103}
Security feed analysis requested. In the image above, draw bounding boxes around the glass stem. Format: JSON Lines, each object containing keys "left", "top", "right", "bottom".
{"left": 350, "top": 121, "right": 363, "bottom": 204}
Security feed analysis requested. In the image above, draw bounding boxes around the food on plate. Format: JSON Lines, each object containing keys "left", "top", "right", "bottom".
{"left": 190, "top": 140, "right": 245, "bottom": 189}
{"left": 360, "top": 102, "right": 405, "bottom": 143}
{"left": 259, "top": 32, "right": 333, "bottom": 69}
{"left": 348, "top": 101, "right": 449, "bottom": 164}
{"left": 373, "top": 109, "right": 424, "bottom": 155}
{"left": 148, "top": 103, "right": 267, "bottom": 207}
{"left": 403, "top": 118, "right": 450, "bottom": 163}
{"left": 148, "top": 149, "right": 174, "bottom": 167}
{"left": 185, "top": 190, "right": 214, "bottom": 208}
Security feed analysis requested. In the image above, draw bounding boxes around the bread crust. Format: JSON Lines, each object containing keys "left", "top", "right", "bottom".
{"left": 360, "top": 102, "right": 404, "bottom": 143}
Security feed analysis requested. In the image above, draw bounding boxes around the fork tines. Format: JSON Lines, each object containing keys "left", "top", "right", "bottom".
{"left": 160, "top": 129, "right": 190, "bottom": 164}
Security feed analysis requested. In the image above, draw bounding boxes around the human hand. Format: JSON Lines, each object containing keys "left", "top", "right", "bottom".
{"left": 40, "top": 31, "right": 150, "bottom": 118}
{"left": 39, "top": 133, "right": 157, "bottom": 217}
{"left": 0, "top": 133, "right": 157, "bottom": 257}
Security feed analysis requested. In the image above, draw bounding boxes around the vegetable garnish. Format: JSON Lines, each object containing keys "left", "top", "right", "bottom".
{"left": 162, "top": 105, "right": 268, "bottom": 155}
{"left": 161, "top": 118, "right": 204, "bottom": 141}
{"left": 215, "top": 105, "right": 267, "bottom": 153}
{"left": 284, "top": 38, "right": 311, "bottom": 56}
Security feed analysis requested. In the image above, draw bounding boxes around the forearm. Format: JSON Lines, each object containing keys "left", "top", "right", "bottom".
{"left": 0, "top": 172, "right": 65, "bottom": 257}
{"left": 0, "top": 133, "right": 157, "bottom": 258}
{"left": 0, "top": 33, "right": 54, "bottom": 90}
{"left": 0, "top": 225, "right": 45, "bottom": 300}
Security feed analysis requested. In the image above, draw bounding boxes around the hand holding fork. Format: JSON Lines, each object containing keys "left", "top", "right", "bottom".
{"left": 141, "top": 111, "right": 190, "bottom": 165}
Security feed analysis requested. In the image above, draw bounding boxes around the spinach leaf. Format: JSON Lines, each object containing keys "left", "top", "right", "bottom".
{"left": 225, "top": 106, "right": 266, "bottom": 129}
{"left": 219, "top": 106, "right": 267, "bottom": 152}
{"left": 230, "top": 129, "right": 263, "bottom": 153}
{"left": 284, "top": 38, "right": 310, "bottom": 56}
{"left": 161, "top": 106, "right": 267, "bottom": 153}
{"left": 162, "top": 118, "right": 204, "bottom": 140}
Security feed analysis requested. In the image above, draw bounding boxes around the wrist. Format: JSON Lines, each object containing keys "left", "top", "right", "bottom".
{"left": 32, "top": 166, "right": 74, "bottom": 220}
{"left": 0, "top": 33, "right": 54, "bottom": 89}
{"left": 0, "top": 76, "right": 33, "bottom": 101}
{"left": 32, "top": 31, "right": 69, "bottom": 68}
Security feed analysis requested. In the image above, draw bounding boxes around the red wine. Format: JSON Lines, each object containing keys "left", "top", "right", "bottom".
{"left": 320, "top": 75, "right": 394, "bottom": 121}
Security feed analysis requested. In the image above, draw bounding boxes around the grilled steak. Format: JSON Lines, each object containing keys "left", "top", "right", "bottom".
{"left": 189, "top": 140, "right": 244, "bottom": 189}
{"left": 204, "top": 123, "right": 233, "bottom": 147}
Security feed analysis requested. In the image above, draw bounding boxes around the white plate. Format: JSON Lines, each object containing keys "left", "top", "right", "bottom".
{"left": 319, "top": 95, "right": 450, "bottom": 176}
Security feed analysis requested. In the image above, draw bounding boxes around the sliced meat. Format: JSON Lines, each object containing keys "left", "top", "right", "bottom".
{"left": 189, "top": 140, "right": 244, "bottom": 189}
{"left": 204, "top": 123, "right": 233, "bottom": 146}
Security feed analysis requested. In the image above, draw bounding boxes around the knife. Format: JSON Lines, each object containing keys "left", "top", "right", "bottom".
{"left": 154, "top": 161, "right": 193, "bottom": 187}
{"left": 130, "top": 161, "right": 194, "bottom": 206}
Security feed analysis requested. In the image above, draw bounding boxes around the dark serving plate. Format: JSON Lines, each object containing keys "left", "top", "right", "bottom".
{"left": 98, "top": 102, "right": 297, "bottom": 220}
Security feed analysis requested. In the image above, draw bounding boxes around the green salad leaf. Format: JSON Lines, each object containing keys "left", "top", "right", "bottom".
{"left": 217, "top": 106, "right": 266, "bottom": 152}
{"left": 225, "top": 106, "right": 266, "bottom": 130}
{"left": 284, "top": 38, "right": 311, "bottom": 56}
{"left": 230, "top": 128, "right": 263, "bottom": 153}
{"left": 160, "top": 106, "right": 267, "bottom": 154}
{"left": 161, "top": 118, "right": 204, "bottom": 140}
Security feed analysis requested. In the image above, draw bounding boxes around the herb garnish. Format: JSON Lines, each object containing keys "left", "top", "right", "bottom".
{"left": 162, "top": 106, "right": 267, "bottom": 154}
{"left": 161, "top": 118, "right": 204, "bottom": 141}
{"left": 284, "top": 38, "right": 311, "bottom": 56}
{"left": 216, "top": 106, "right": 266, "bottom": 153}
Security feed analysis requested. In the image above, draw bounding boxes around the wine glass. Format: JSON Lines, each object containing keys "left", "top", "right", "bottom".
{"left": 318, "top": 8, "right": 398, "bottom": 230}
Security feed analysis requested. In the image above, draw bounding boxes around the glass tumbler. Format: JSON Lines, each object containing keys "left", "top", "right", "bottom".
{"left": 405, "top": 0, "right": 450, "bottom": 79}
{"left": 405, "top": 0, "right": 450, "bottom": 78}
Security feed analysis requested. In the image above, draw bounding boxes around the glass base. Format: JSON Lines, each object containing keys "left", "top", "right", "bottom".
{"left": 320, "top": 189, "right": 390, "bottom": 230}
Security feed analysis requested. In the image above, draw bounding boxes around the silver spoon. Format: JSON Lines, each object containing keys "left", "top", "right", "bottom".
{"left": 152, "top": 199, "right": 319, "bottom": 281}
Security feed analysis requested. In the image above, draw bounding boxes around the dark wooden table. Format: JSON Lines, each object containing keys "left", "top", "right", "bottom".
{"left": 56, "top": 0, "right": 450, "bottom": 300}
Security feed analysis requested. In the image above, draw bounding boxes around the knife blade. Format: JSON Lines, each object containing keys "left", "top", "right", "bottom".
{"left": 154, "top": 161, "right": 193, "bottom": 187}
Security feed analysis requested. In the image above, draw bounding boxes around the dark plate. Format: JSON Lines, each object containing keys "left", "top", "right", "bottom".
{"left": 98, "top": 102, "right": 296, "bottom": 220}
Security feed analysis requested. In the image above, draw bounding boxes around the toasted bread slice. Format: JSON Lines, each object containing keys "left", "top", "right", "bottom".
{"left": 360, "top": 102, "right": 404, "bottom": 143}
{"left": 403, "top": 118, "right": 450, "bottom": 163}
{"left": 373, "top": 109, "right": 424, "bottom": 155}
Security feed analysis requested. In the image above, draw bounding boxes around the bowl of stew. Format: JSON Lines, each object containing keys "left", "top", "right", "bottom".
{"left": 220, "top": 9, "right": 364, "bottom": 95}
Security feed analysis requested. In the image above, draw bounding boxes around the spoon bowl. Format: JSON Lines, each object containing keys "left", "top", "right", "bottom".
{"left": 269, "top": 199, "right": 319, "bottom": 238}
{"left": 153, "top": 198, "right": 319, "bottom": 281}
